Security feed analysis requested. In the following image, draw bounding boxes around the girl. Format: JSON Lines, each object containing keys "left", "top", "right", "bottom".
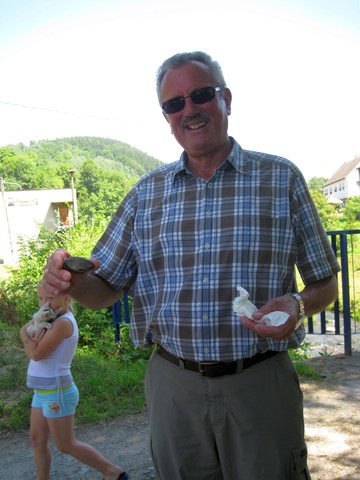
{"left": 20, "top": 281, "right": 128, "bottom": 480}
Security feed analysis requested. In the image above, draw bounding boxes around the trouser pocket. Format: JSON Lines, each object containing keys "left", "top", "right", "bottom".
{"left": 291, "top": 445, "right": 311, "bottom": 480}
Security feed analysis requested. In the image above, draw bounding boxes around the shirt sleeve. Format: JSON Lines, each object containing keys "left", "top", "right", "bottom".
{"left": 91, "top": 188, "right": 138, "bottom": 292}
{"left": 292, "top": 170, "right": 340, "bottom": 284}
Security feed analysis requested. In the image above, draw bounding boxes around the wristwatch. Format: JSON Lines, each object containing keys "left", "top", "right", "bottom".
{"left": 288, "top": 292, "right": 306, "bottom": 320}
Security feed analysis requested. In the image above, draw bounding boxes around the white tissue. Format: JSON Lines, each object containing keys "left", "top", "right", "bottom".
{"left": 233, "top": 286, "right": 289, "bottom": 327}
{"left": 262, "top": 311, "right": 289, "bottom": 327}
{"left": 232, "top": 286, "right": 258, "bottom": 317}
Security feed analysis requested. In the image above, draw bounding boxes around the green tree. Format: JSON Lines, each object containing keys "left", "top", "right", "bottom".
{"left": 56, "top": 163, "right": 78, "bottom": 188}
{"left": 77, "top": 159, "right": 101, "bottom": 195}
{"left": 0, "top": 147, "right": 16, "bottom": 172}
{"left": 77, "top": 167, "right": 135, "bottom": 221}
{"left": 343, "top": 196, "right": 360, "bottom": 228}
{"left": 0, "top": 149, "right": 63, "bottom": 189}
{"left": 96, "top": 170, "right": 136, "bottom": 220}
{"left": 310, "top": 190, "right": 340, "bottom": 231}
{"left": 308, "top": 177, "right": 327, "bottom": 191}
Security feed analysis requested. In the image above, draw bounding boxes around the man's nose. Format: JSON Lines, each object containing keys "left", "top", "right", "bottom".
{"left": 182, "top": 96, "right": 200, "bottom": 114}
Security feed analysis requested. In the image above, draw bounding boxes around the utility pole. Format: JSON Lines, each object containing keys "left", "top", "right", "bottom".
{"left": 0, "top": 176, "right": 15, "bottom": 262}
{"left": 69, "top": 169, "right": 78, "bottom": 225}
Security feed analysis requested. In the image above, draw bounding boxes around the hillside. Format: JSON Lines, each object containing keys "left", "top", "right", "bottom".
{"left": 7, "top": 136, "right": 164, "bottom": 180}
{"left": 0, "top": 136, "right": 167, "bottom": 221}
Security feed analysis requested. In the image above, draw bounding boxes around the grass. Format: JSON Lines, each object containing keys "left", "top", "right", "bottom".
{"left": 72, "top": 352, "right": 148, "bottom": 423}
{"left": 294, "top": 362, "right": 324, "bottom": 380}
{"left": 346, "top": 251, "right": 360, "bottom": 321}
{"left": 0, "top": 345, "right": 149, "bottom": 431}
{"left": 290, "top": 342, "right": 323, "bottom": 380}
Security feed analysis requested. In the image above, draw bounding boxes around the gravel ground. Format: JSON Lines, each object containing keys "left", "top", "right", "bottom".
{"left": 0, "top": 410, "right": 154, "bottom": 480}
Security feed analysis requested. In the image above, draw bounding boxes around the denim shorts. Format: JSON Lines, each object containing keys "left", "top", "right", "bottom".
{"left": 32, "top": 383, "right": 79, "bottom": 418}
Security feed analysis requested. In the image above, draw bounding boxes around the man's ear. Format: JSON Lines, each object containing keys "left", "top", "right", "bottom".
{"left": 162, "top": 110, "right": 170, "bottom": 124}
{"left": 224, "top": 87, "right": 232, "bottom": 116}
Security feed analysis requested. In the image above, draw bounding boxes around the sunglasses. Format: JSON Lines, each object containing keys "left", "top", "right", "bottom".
{"left": 161, "top": 86, "right": 223, "bottom": 114}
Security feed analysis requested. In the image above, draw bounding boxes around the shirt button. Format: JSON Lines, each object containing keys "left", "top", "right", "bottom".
{"left": 203, "top": 277, "right": 209, "bottom": 284}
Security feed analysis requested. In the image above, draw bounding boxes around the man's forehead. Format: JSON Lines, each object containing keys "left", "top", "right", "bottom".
{"left": 160, "top": 61, "right": 214, "bottom": 94}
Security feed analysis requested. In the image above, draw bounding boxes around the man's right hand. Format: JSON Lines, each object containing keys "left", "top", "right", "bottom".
{"left": 43, "top": 249, "right": 98, "bottom": 296}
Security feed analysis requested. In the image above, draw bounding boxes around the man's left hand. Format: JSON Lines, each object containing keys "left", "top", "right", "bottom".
{"left": 240, "top": 294, "right": 300, "bottom": 340}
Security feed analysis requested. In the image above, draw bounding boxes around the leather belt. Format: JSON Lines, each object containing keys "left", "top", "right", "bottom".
{"left": 155, "top": 344, "right": 279, "bottom": 378}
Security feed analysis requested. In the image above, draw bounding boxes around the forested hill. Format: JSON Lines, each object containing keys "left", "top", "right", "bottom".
{"left": 0, "top": 136, "right": 166, "bottom": 220}
{"left": 1, "top": 136, "right": 164, "bottom": 187}
{"left": 45, "top": 136, "right": 164, "bottom": 177}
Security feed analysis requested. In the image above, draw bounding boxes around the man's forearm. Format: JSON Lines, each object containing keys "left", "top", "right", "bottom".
{"left": 300, "top": 274, "right": 338, "bottom": 317}
{"left": 69, "top": 272, "right": 122, "bottom": 309}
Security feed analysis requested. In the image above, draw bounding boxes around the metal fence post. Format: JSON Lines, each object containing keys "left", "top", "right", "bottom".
{"left": 339, "top": 233, "right": 352, "bottom": 355}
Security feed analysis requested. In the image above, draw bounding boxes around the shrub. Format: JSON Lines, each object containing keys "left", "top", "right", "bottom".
{"left": 0, "top": 220, "right": 126, "bottom": 357}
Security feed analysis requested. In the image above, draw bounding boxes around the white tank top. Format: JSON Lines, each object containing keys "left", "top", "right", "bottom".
{"left": 27, "top": 311, "right": 78, "bottom": 389}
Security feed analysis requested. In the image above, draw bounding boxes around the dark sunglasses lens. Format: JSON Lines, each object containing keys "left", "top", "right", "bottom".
{"left": 162, "top": 97, "right": 185, "bottom": 114}
{"left": 162, "top": 87, "right": 219, "bottom": 114}
{"left": 191, "top": 87, "right": 216, "bottom": 105}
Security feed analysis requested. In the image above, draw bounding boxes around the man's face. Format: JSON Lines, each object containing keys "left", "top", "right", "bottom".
{"left": 159, "top": 61, "right": 232, "bottom": 159}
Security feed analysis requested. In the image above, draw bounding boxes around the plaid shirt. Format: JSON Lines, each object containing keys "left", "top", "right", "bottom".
{"left": 92, "top": 139, "right": 340, "bottom": 361}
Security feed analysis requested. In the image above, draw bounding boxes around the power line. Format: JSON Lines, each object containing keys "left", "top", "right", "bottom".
{"left": 0, "top": 100, "right": 118, "bottom": 121}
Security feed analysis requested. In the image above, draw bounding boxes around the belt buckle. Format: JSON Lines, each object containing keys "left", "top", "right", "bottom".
{"left": 198, "top": 362, "right": 218, "bottom": 376}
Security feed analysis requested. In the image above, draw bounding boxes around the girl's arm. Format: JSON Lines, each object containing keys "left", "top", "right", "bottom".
{"left": 20, "top": 317, "right": 73, "bottom": 361}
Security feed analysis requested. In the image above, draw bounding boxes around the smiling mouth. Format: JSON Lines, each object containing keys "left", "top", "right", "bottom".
{"left": 186, "top": 121, "right": 207, "bottom": 130}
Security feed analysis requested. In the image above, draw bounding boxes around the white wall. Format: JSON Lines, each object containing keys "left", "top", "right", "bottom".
{"left": 347, "top": 169, "right": 360, "bottom": 198}
{"left": 0, "top": 189, "right": 74, "bottom": 265}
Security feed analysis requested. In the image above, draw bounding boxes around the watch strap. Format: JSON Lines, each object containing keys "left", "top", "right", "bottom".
{"left": 288, "top": 292, "right": 305, "bottom": 319}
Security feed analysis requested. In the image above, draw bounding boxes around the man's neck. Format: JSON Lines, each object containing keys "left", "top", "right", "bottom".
{"left": 186, "top": 141, "right": 232, "bottom": 180}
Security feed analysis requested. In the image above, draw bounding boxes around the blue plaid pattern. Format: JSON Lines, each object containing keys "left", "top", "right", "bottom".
{"left": 92, "top": 139, "right": 340, "bottom": 361}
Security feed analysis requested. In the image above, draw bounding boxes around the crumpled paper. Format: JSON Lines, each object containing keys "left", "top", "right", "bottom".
{"left": 233, "top": 286, "right": 289, "bottom": 327}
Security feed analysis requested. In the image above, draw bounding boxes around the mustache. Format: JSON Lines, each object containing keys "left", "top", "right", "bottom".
{"left": 182, "top": 113, "right": 208, "bottom": 127}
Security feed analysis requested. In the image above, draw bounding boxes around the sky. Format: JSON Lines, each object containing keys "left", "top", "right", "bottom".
{"left": 0, "top": 0, "right": 359, "bottom": 180}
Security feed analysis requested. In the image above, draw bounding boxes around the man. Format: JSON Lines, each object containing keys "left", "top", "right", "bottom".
{"left": 44, "top": 51, "right": 340, "bottom": 480}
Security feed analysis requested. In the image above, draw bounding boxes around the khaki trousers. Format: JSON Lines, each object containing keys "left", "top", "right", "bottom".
{"left": 145, "top": 349, "right": 311, "bottom": 480}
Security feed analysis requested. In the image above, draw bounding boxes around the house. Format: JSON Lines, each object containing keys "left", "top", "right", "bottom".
{"left": 0, "top": 184, "right": 76, "bottom": 265}
{"left": 322, "top": 155, "right": 360, "bottom": 204}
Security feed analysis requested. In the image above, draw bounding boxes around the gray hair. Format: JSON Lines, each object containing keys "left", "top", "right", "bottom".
{"left": 156, "top": 51, "right": 227, "bottom": 103}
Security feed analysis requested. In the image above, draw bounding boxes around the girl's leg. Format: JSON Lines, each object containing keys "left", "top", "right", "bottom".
{"left": 48, "top": 415, "right": 124, "bottom": 480}
{"left": 30, "top": 407, "right": 52, "bottom": 480}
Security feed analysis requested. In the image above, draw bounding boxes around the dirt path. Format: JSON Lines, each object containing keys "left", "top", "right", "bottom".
{"left": 1, "top": 348, "right": 360, "bottom": 479}
{"left": 0, "top": 410, "right": 154, "bottom": 480}
{"left": 303, "top": 351, "right": 360, "bottom": 480}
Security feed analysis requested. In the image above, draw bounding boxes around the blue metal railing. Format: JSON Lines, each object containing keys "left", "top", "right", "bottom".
{"left": 111, "top": 294, "right": 130, "bottom": 342}
{"left": 112, "top": 229, "right": 360, "bottom": 355}
{"left": 306, "top": 229, "right": 360, "bottom": 355}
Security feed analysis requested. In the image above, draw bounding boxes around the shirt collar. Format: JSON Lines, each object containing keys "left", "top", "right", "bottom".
{"left": 169, "top": 137, "right": 250, "bottom": 183}
{"left": 169, "top": 152, "right": 192, "bottom": 183}
{"left": 226, "top": 138, "right": 250, "bottom": 175}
